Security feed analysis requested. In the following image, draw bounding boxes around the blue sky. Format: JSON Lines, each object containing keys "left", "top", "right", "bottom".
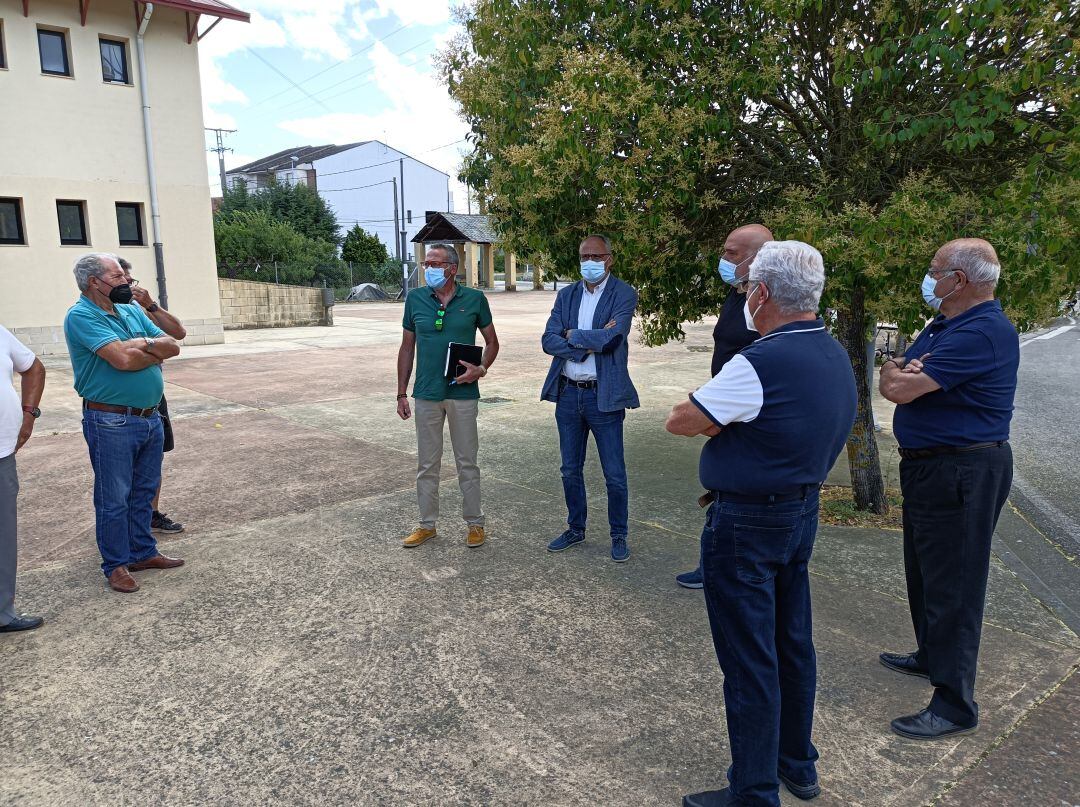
{"left": 199, "top": 0, "right": 470, "bottom": 207}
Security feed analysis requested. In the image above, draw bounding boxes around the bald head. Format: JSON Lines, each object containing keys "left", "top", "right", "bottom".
{"left": 723, "top": 224, "right": 774, "bottom": 283}
{"left": 933, "top": 238, "right": 1001, "bottom": 288}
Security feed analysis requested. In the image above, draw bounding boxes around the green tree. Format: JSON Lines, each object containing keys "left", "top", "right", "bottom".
{"left": 341, "top": 224, "right": 390, "bottom": 266}
{"left": 218, "top": 179, "right": 341, "bottom": 246}
{"left": 445, "top": 0, "right": 1079, "bottom": 512}
{"left": 214, "top": 210, "right": 336, "bottom": 285}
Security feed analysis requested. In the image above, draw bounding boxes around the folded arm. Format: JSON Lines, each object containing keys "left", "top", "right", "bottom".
{"left": 541, "top": 302, "right": 590, "bottom": 362}
{"left": 96, "top": 336, "right": 179, "bottom": 371}
{"left": 567, "top": 289, "right": 637, "bottom": 354}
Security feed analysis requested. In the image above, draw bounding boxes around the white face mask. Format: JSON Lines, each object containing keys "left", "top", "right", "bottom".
{"left": 743, "top": 285, "right": 763, "bottom": 333}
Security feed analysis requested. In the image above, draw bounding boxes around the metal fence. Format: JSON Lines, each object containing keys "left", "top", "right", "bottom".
{"left": 218, "top": 261, "right": 417, "bottom": 300}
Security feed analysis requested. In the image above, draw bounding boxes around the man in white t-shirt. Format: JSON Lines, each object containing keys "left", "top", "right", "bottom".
{"left": 0, "top": 325, "right": 46, "bottom": 633}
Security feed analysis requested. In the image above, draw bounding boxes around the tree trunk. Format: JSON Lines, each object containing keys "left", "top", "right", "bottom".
{"left": 835, "top": 290, "right": 889, "bottom": 514}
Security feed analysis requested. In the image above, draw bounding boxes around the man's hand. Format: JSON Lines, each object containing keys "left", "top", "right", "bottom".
{"left": 902, "top": 353, "right": 931, "bottom": 374}
{"left": 604, "top": 319, "right": 616, "bottom": 329}
{"left": 455, "top": 360, "right": 485, "bottom": 384}
{"left": 131, "top": 287, "right": 156, "bottom": 310}
{"left": 397, "top": 397, "right": 411, "bottom": 420}
{"left": 15, "top": 413, "right": 34, "bottom": 452}
{"left": 702, "top": 424, "right": 722, "bottom": 437}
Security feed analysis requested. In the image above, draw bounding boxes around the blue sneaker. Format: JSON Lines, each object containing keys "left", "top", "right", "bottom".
{"left": 611, "top": 536, "right": 630, "bottom": 563}
{"left": 676, "top": 568, "right": 704, "bottom": 589}
{"left": 547, "top": 530, "right": 585, "bottom": 552}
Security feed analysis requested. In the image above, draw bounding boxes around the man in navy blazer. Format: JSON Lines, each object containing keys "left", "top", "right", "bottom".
{"left": 541, "top": 235, "right": 640, "bottom": 562}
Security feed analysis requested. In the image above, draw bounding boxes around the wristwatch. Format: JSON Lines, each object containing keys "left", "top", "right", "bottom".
{"left": 145, "top": 337, "right": 157, "bottom": 351}
{"left": 22, "top": 406, "right": 41, "bottom": 418}
{"left": 147, "top": 303, "right": 160, "bottom": 313}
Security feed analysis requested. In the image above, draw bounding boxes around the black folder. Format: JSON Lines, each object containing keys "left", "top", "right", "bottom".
{"left": 444, "top": 342, "right": 483, "bottom": 380}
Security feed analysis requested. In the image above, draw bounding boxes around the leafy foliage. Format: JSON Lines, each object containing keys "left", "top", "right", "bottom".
{"left": 341, "top": 224, "right": 390, "bottom": 266}
{"left": 445, "top": 0, "right": 1079, "bottom": 511}
{"left": 218, "top": 180, "right": 341, "bottom": 246}
{"left": 214, "top": 210, "right": 336, "bottom": 285}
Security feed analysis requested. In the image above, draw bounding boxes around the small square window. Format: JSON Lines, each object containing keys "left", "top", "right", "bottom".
{"left": 100, "top": 38, "right": 129, "bottom": 84}
{"left": 38, "top": 29, "right": 70, "bottom": 76}
{"left": 0, "top": 20, "right": 8, "bottom": 70}
{"left": 0, "top": 198, "right": 26, "bottom": 245}
{"left": 56, "top": 201, "right": 88, "bottom": 246}
{"left": 116, "top": 203, "right": 144, "bottom": 246}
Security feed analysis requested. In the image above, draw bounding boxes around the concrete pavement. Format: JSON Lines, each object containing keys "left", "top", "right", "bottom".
{"left": 3, "top": 290, "right": 1077, "bottom": 805}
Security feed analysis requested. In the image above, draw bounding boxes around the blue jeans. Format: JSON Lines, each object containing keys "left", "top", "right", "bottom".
{"left": 554, "top": 383, "right": 628, "bottom": 539}
{"left": 82, "top": 409, "right": 164, "bottom": 577}
{"left": 701, "top": 492, "right": 821, "bottom": 806}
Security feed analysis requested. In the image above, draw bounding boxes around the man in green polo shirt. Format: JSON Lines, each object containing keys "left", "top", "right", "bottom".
{"left": 64, "top": 253, "right": 185, "bottom": 594}
{"left": 396, "top": 243, "right": 500, "bottom": 548}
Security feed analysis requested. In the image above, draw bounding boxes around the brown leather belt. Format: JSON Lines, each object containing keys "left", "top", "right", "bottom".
{"left": 84, "top": 400, "right": 159, "bottom": 418}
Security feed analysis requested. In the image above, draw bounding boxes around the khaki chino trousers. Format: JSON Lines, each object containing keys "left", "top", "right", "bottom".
{"left": 413, "top": 398, "right": 484, "bottom": 529}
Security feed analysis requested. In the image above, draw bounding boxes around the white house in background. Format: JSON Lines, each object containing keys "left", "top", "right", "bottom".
{"left": 226, "top": 141, "right": 452, "bottom": 259}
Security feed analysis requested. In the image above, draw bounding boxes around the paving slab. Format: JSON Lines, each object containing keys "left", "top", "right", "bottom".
{"left": 5, "top": 291, "right": 1077, "bottom": 806}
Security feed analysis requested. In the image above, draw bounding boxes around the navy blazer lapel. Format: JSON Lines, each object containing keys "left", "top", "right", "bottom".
{"left": 567, "top": 281, "right": 584, "bottom": 328}
{"left": 592, "top": 276, "right": 617, "bottom": 329}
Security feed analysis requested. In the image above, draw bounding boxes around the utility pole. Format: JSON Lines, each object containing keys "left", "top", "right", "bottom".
{"left": 206, "top": 127, "right": 236, "bottom": 195}
{"left": 392, "top": 176, "right": 400, "bottom": 262}
{"left": 399, "top": 158, "right": 407, "bottom": 273}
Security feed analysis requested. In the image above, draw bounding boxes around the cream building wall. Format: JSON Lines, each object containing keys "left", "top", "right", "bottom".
{"left": 0, "top": 0, "right": 224, "bottom": 353}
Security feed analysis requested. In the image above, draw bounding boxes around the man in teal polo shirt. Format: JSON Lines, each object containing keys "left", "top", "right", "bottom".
{"left": 396, "top": 243, "right": 500, "bottom": 548}
{"left": 64, "top": 253, "right": 185, "bottom": 593}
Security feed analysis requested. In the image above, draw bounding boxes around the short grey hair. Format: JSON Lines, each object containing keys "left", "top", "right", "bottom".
{"left": 117, "top": 257, "right": 132, "bottom": 272}
{"left": 73, "top": 253, "right": 120, "bottom": 292}
{"left": 748, "top": 241, "right": 825, "bottom": 314}
{"left": 949, "top": 244, "right": 1000, "bottom": 287}
{"left": 427, "top": 243, "right": 458, "bottom": 266}
{"left": 580, "top": 234, "right": 612, "bottom": 254}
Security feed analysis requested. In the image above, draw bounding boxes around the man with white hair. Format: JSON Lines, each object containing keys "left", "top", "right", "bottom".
{"left": 64, "top": 253, "right": 185, "bottom": 593}
{"left": 879, "top": 238, "right": 1019, "bottom": 740}
{"left": 666, "top": 241, "right": 856, "bottom": 807}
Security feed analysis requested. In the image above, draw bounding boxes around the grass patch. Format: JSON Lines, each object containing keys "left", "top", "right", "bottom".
{"left": 819, "top": 485, "right": 903, "bottom": 530}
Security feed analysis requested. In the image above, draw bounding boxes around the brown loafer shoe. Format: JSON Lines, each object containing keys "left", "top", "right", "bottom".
{"left": 128, "top": 554, "right": 185, "bottom": 571}
{"left": 403, "top": 527, "right": 437, "bottom": 548}
{"left": 108, "top": 566, "right": 140, "bottom": 593}
{"left": 466, "top": 525, "right": 486, "bottom": 547}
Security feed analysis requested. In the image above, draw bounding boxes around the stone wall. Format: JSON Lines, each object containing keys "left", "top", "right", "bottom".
{"left": 218, "top": 278, "right": 333, "bottom": 330}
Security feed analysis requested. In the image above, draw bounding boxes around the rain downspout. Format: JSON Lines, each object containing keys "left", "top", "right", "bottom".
{"left": 134, "top": 3, "right": 168, "bottom": 309}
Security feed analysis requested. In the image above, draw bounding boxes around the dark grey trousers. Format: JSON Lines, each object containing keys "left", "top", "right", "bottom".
{"left": 0, "top": 453, "right": 18, "bottom": 625}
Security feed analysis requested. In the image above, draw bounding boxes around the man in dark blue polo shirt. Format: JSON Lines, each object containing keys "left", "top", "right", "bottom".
{"left": 879, "top": 238, "right": 1018, "bottom": 740}
{"left": 667, "top": 241, "right": 856, "bottom": 807}
{"left": 676, "top": 223, "right": 768, "bottom": 589}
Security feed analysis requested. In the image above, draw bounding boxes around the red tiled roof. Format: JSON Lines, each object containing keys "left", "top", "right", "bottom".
{"left": 137, "top": 0, "right": 250, "bottom": 23}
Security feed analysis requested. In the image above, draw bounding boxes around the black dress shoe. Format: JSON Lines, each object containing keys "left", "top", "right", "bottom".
{"left": 779, "top": 772, "right": 821, "bottom": 800}
{"left": 891, "top": 708, "right": 977, "bottom": 740}
{"left": 0, "top": 614, "right": 44, "bottom": 633}
{"left": 683, "top": 787, "right": 736, "bottom": 806}
{"left": 879, "top": 651, "right": 929, "bottom": 679}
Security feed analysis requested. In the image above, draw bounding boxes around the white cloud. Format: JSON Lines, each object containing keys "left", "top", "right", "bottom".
{"left": 276, "top": 38, "right": 471, "bottom": 209}
{"left": 367, "top": 0, "right": 451, "bottom": 27}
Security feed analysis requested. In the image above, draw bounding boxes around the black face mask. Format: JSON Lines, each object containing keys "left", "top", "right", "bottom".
{"left": 97, "top": 281, "right": 133, "bottom": 305}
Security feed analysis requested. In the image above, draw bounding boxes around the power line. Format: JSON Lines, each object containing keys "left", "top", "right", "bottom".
{"left": 244, "top": 23, "right": 411, "bottom": 111}
{"left": 245, "top": 48, "right": 332, "bottom": 113}
{"left": 319, "top": 179, "right": 396, "bottom": 193}
{"left": 315, "top": 141, "right": 468, "bottom": 180}
{"left": 249, "top": 38, "right": 431, "bottom": 122}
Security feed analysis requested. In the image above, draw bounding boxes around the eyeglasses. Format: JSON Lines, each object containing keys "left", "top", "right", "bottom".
{"left": 422, "top": 261, "right": 452, "bottom": 269}
{"left": 579, "top": 253, "right": 610, "bottom": 262}
{"left": 927, "top": 268, "right": 956, "bottom": 279}
{"left": 128, "top": 279, "right": 140, "bottom": 288}
{"left": 435, "top": 306, "right": 446, "bottom": 331}
{"left": 735, "top": 279, "right": 751, "bottom": 294}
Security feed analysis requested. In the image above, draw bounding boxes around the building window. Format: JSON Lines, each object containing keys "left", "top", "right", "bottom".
{"left": 38, "top": 28, "right": 71, "bottom": 76}
{"left": 99, "top": 38, "right": 130, "bottom": 84}
{"left": 56, "top": 201, "right": 88, "bottom": 245}
{"left": 0, "top": 20, "right": 8, "bottom": 70}
{"left": 407, "top": 210, "right": 412, "bottom": 224}
{"left": 0, "top": 198, "right": 25, "bottom": 245}
{"left": 115, "top": 203, "right": 144, "bottom": 246}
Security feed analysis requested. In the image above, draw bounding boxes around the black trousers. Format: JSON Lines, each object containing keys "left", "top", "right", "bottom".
{"left": 900, "top": 443, "right": 1012, "bottom": 725}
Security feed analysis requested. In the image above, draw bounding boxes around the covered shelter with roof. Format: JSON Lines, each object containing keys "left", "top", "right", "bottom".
{"left": 412, "top": 212, "right": 530, "bottom": 291}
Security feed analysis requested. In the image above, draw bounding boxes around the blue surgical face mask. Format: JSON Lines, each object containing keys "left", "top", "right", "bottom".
{"left": 921, "top": 271, "right": 956, "bottom": 311}
{"left": 717, "top": 256, "right": 748, "bottom": 286}
{"left": 425, "top": 267, "right": 448, "bottom": 290}
{"left": 580, "top": 260, "right": 607, "bottom": 283}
